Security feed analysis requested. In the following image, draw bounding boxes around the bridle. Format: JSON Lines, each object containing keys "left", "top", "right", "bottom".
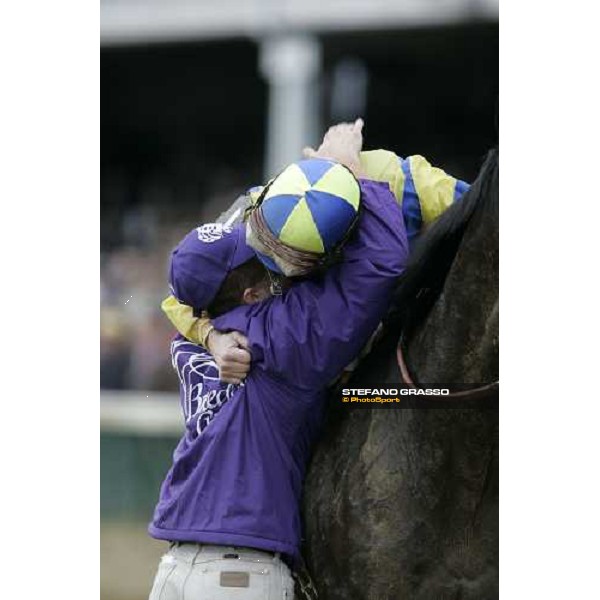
{"left": 396, "top": 333, "right": 499, "bottom": 401}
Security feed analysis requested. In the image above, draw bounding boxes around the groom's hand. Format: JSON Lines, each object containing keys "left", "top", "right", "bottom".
{"left": 303, "top": 118, "right": 365, "bottom": 178}
{"left": 207, "top": 330, "right": 251, "bottom": 384}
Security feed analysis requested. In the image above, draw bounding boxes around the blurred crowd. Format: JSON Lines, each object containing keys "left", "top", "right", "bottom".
{"left": 100, "top": 174, "right": 251, "bottom": 391}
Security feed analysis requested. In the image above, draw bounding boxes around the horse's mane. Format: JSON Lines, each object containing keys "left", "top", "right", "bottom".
{"left": 386, "top": 148, "right": 498, "bottom": 334}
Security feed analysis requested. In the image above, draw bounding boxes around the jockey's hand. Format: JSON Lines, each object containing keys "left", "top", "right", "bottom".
{"left": 303, "top": 119, "right": 365, "bottom": 178}
{"left": 207, "top": 329, "right": 251, "bottom": 384}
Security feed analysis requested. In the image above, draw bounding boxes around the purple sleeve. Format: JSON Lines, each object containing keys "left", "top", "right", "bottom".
{"left": 212, "top": 180, "right": 409, "bottom": 389}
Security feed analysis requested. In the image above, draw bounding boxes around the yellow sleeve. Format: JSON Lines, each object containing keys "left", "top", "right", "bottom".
{"left": 406, "top": 155, "right": 457, "bottom": 225}
{"left": 360, "top": 151, "right": 460, "bottom": 227}
{"left": 359, "top": 150, "right": 405, "bottom": 205}
{"left": 161, "top": 295, "right": 213, "bottom": 348}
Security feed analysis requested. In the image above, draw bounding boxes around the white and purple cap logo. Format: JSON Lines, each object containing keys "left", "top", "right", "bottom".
{"left": 170, "top": 223, "right": 256, "bottom": 310}
{"left": 195, "top": 223, "right": 233, "bottom": 243}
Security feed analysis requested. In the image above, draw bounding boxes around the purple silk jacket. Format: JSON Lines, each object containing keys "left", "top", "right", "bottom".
{"left": 149, "top": 180, "right": 409, "bottom": 565}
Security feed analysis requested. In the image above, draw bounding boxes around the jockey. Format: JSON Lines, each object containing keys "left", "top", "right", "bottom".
{"left": 147, "top": 121, "right": 409, "bottom": 599}
{"left": 162, "top": 125, "right": 469, "bottom": 357}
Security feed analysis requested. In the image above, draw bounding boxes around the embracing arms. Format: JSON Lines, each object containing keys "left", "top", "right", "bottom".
{"left": 212, "top": 178, "right": 408, "bottom": 388}
{"left": 162, "top": 123, "right": 465, "bottom": 384}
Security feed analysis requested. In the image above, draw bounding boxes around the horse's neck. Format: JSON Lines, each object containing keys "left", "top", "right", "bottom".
{"left": 408, "top": 206, "right": 499, "bottom": 385}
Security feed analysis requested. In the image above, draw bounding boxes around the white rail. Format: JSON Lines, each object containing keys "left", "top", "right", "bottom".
{"left": 101, "top": 0, "right": 499, "bottom": 46}
{"left": 101, "top": 391, "right": 183, "bottom": 436}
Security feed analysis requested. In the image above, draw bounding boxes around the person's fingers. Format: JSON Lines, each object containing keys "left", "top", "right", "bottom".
{"left": 326, "top": 122, "right": 349, "bottom": 135}
{"left": 221, "top": 372, "right": 247, "bottom": 385}
{"left": 230, "top": 331, "right": 250, "bottom": 350}
{"left": 224, "top": 347, "right": 251, "bottom": 364}
{"left": 221, "top": 366, "right": 247, "bottom": 379}
{"left": 220, "top": 374, "right": 242, "bottom": 385}
{"left": 222, "top": 361, "right": 251, "bottom": 376}
{"left": 326, "top": 122, "right": 359, "bottom": 141}
{"left": 302, "top": 147, "right": 318, "bottom": 158}
{"left": 220, "top": 363, "right": 248, "bottom": 381}
{"left": 333, "top": 123, "right": 352, "bottom": 133}
{"left": 218, "top": 350, "right": 251, "bottom": 381}
{"left": 219, "top": 362, "right": 245, "bottom": 375}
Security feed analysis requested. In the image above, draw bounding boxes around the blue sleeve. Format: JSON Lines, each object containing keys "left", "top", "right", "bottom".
{"left": 454, "top": 178, "right": 470, "bottom": 200}
{"left": 212, "top": 180, "right": 409, "bottom": 390}
{"left": 400, "top": 155, "right": 471, "bottom": 244}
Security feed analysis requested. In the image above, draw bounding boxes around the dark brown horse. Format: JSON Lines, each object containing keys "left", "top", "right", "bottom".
{"left": 303, "top": 149, "right": 499, "bottom": 599}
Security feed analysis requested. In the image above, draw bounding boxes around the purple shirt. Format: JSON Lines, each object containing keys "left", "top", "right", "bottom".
{"left": 149, "top": 180, "right": 409, "bottom": 565}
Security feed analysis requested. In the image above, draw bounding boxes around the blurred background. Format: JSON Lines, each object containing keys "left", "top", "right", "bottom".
{"left": 100, "top": 1, "right": 498, "bottom": 598}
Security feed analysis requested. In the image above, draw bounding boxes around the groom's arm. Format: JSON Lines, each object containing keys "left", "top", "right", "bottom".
{"left": 212, "top": 178, "right": 409, "bottom": 389}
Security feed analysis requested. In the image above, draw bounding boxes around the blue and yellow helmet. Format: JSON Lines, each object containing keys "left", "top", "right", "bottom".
{"left": 247, "top": 158, "right": 361, "bottom": 275}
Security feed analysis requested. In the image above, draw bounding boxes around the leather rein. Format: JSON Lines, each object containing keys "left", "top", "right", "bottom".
{"left": 396, "top": 335, "right": 499, "bottom": 401}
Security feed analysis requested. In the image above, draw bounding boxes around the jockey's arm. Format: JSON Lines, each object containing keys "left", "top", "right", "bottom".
{"left": 211, "top": 179, "right": 409, "bottom": 389}
{"left": 162, "top": 295, "right": 212, "bottom": 346}
{"left": 162, "top": 295, "right": 250, "bottom": 384}
{"left": 162, "top": 149, "right": 467, "bottom": 382}
{"left": 163, "top": 148, "right": 466, "bottom": 341}
{"left": 359, "top": 149, "right": 470, "bottom": 243}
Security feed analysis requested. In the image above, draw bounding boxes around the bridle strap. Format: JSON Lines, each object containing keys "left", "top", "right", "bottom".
{"left": 396, "top": 340, "right": 499, "bottom": 401}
